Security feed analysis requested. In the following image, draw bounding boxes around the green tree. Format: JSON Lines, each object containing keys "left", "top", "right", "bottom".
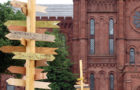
{"left": 0, "top": 2, "right": 26, "bottom": 73}
{"left": 36, "top": 30, "right": 77, "bottom": 90}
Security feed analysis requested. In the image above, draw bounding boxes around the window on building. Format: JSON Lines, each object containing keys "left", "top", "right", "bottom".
{"left": 90, "top": 19, "right": 95, "bottom": 54}
{"left": 110, "top": 74, "right": 114, "bottom": 90}
{"left": 90, "top": 39, "right": 95, "bottom": 54}
{"left": 7, "top": 83, "right": 15, "bottom": 90}
{"left": 90, "top": 19, "right": 95, "bottom": 35}
{"left": 130, "top": 48, "right": 135, "bottom": 64}
{"left": 90, "top": 74, "right": 94, "bottom": 90}
{"left": 109, "top": 19, "right": 114, "bottom": 35}
{"left": 109, "top": 39, "right": 114, "bottom": 55}
{"left": 109, "top": 19, "right": 114, "bottom": 55}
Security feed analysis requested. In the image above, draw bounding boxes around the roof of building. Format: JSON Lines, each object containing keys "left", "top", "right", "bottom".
{"left": 36, "top": 4, "right": 73, "bottom": 17}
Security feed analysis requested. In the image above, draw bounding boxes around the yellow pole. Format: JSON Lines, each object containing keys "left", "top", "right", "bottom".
{"left": 26, "top": 0, "right": 36, "bottom": 90}
{"left": 80, "top": 60, "right": 84, "bottom": 90}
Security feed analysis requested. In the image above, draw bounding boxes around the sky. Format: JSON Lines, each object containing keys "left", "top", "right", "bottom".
{"left": 0, "top": 0, "right": 73, "bottom": 4}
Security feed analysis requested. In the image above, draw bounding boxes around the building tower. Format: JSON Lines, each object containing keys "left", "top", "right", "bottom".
{"left": 72, "top": 0, "right": 140, "bottom": 90}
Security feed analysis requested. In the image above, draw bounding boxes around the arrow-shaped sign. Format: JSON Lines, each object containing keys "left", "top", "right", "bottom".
{"left": 10, "top": 0, "right": 27, "bottom": 15}
{"left": 4, "top": 20, "right": 60, "bottom": 28}
{"left": 6, "top": 31, "right": 55, "bottom": 42}
{"left": 74, "top": 84, "right": 89, "bottom": 88}
{"left": 7, "top": 78, "right": 50, "bottom": 89}
{"left": 8, "top": 66, "right": 43, "bottom": 75}
{"left": 8, "top": 66, "right": 46, "bottom": 80}
{"left": 0, "top": 46, "right": 57, "bottom": 55}
{"left": 12, "top": 52, "right": 55, "bottom": 61}
{"left": 11, "top": 0, "right": 48, "bottom": 14}
{"left": 7, "top": 26, "right": 47, "bottom": 32}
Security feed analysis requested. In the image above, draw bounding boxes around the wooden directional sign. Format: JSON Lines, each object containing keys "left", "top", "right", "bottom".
{"left": 11, "top": 1, "right": 27, "bottom": 8}
{"left": 74, "top": 84, "right": 89, "bottom": 90}
{"left": 74, "top": 84, "right": 89, "bottom": 88}
{"left": 7, "top": 78, "right": 50, "bottom": 89}
{"left": 0, "top": 46, "right": 57, "bottom": 55}
{"left": 10, "top": 0, "right": 27, "bottom": 15}
{"left": 8, "top": 66, "right": 46, "bottom": 80}
{"left": 6, "top": 31, "right": 55, "bottom": 42}
{"left": 36, "top": 5, "right": 47, "bottom": 13}
{"left": 4, "top": 20, "right": 60, "bottom": 28}
{"left": 7, "top": 26, "right": 47, "bottom": 33}
{"left": 12, "top": 52, "right": 55, "bottom": 61}
{"left": 8, "top": 66, "right": 43, "bottom": 75}
{"left": 11, "top": 1, "right": 47, "bottom": 14}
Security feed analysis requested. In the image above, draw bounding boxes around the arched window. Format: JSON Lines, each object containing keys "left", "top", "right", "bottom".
{"left": 130, "top": 48, "right": 135, "bottom": 64}
{"left": 109, "top": 19, "right": 114, "bottom": 55}
{"left": 90, "top": 19, "right": 95, "bottom": 54}
{"left": 109, "top": 19, "right": 114, "bottom": 35}
{"left": 90, "top": 74, "right": 94, "bottom": 90}
{"left": 90, "top": 19, "right": 95, "bottom": 35}
{"left": 110, "top": 74, "right": 114, "bottom": 90}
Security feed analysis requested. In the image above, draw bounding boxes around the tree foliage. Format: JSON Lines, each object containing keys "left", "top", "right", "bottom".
{"left": 0, "top": 2, "right": 26, "bottom": 73}
{"left": 36, "top": 30, "right": 77, "bottom": 90}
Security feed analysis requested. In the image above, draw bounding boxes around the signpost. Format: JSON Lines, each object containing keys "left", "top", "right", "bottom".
{"left": 7, "top": 26, "right": 47, "bottom": 32}
{"left": 74, "top": 60, "right": 90, "bottom": 90}
{"left": 8, "top": 66, "right": 43, "bottom": 75}
{"left": 6, "top": 31, "right": 55, "bottom": 42}
{"left": 0, "top": 46, "right": 57, "bottom": 55}
{"left": 80, "top": 60, "right": 84, "bottom": 90}
{"left": 12, "top": 52, "right": 55, "bottom": 61}
{"left": 4, "top": 0, "right": 60, "bottom": 89}
{"left": 5, "top": 20, "right": 60, "bottom": 28}
{"left": 8, "top": 66, "right": 46, "bottom": 80}
{"left": 7, "top": 78, "right": 51, "bottom": 89}
{"left": 11, "top": 0, "right": 48, "bottom": 14}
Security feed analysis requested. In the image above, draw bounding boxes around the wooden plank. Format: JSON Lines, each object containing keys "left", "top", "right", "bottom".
{"left": 8, "top": 66, "right": 43, "bottom": 75}
{"left": 7, "top": 26, "right": 47, "bottom": 33}
{"left": 4, "top": 20, "right": 60, "bottom": 28}
{"left": 8, "top": 66, "right": 47, "bottom": 80}
{"left": 6, "top": 31, "right": 55, "bottom": 42}
{"left": 12, "top": 52, "right": 55, "bottom": 61}
{"left": 6, "top": 78, "right": 50, "bottom": 89}
{"left": 0, "top": 46, "right": 57, "bottom": 55}
{"left": 74, "top": 84, "right": 89, "bottom": 88}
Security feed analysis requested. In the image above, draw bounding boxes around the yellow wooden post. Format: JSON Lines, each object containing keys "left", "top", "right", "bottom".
{"left": 26, "top": 0, "right": 36, "bottom": 90}
{"left": 80, "top": 60, "right": 84, "bottom": 90}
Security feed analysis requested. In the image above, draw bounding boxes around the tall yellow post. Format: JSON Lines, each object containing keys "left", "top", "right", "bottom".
{"left": 80, "top": 60, "right": 84, "bottom": 90}
{"left": 26, "top": 0, "right": 36, "bottom": 90}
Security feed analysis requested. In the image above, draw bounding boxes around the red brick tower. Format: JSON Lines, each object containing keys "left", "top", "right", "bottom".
{"left": 72, "top": 0, "right": 140, "bottom": 90}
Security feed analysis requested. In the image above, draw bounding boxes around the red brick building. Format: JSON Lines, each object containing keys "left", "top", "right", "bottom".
{"left": 71, "top": 0, "right": 140, "bottom": 90}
